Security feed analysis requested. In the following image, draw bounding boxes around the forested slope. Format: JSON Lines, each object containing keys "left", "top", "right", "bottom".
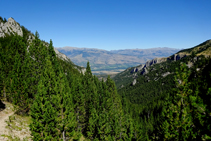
{"left": 1, "top": 16, "right": 211, "bottom": 140}
{"left": 0, "top": 17, "right": 137, "bottom": 140}
{"left": 114, "top": 39, "right": 211, "bottom": 140}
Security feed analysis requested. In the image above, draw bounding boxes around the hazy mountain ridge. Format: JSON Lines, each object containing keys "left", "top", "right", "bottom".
{"left": 110, "top": 47, "right": 180, "bottom": 56}
{"left": 56, "top": 46, "right": 180, "bottom": 74}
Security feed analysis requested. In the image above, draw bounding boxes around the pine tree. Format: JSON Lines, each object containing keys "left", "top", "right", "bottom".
{"left": 70, "top": 75, "right": 86, "bottom": 139}
{"left": 30, "top": 57, "right": 59, "bottom": 140}
{"left": 30, "top": 77, "right": 47, "bottom": 140}
{"left": 0, "top": 43, "right": 4, "bottom": 98}
{"left": 28, "top": 31, "right": 48, "bottom": 97}
{"left": 86, "top": 80, "right": 99, "bottom": 139}
{"left": 82, "top": 61, "right": 95, "bottom": 136}
{"left": 48, "top": 39, "right": 60, "bottom": 76}
{"left": 55, "top": 70, "right": 77, "bottom": 140}
{"left": 158, "top": 63, "right": 207, "bottom": 140}
{"left": 1, "top": 35, "right": 25, "bottom": 101}
{"left": 5, "top": 36, "right": 33, "bottom": 114}
{"left": 106, "top": 75, "right": 124, "bottom": 140}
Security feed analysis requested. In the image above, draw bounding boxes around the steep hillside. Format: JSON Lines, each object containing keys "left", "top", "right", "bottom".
{"left": 113, "top": 39, "right": 211, "bottom": 139}
{"left": 0, "top": 17, "right": 140, "bottom": 140}
{"left": 57, "top": 46, "right": 180, "bottom": 74}
{"left": 0, "top": 17, "right": 85, "bottom": 74}
{"left": 113, "top": 39, "right": 211, "bottom": 89}
{"left": 1, "top": 16, "right": 211, "bottom": 140}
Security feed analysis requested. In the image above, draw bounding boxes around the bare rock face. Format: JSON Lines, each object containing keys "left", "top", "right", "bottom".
{"left": 162, "top": 72, "right": 170, "bottom": 77}
{"left": 137, "top": 64, "right": 144, "bottom": 71}
{"left": 80, "top": 68, "right": 86, "bottom": 74}
{"left": 144, "top": 58, "right": 167, "bottom": 68}
{"left": 0, "top": 18, "right": 23, "bottom": 38}
{"left": 173, "top": 53, "right": 187, "bottom": 61}
{"left": 130, "top": 64, "right": 144, "bottom": 73}
{"left": 131, "top": 68, "right": 138, "bottom": 73}
{"left": 141, "top": 67, "right": 148, "bottom": 75}
{"left": 138, "top": 53, "right": 188, "bottom": 77}
{"left": 54, "top": 48, "right": 70, "bottom": 62}
{"left": 132, "top": 79, "right": 136, "bottom": 86}
{"left": 186, "top": 62, "right": 193, "bottom": 68}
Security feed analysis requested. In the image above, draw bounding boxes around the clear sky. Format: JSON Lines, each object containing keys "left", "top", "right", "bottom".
{"left": 1, "top": 0, "right": 211, "bottom": 50}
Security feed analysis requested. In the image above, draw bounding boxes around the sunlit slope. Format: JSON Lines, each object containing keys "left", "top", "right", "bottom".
{"left": 114, "top": 39, "right": 211, "bottom": 102}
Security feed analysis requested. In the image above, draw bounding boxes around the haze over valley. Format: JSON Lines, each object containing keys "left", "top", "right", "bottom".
{"left": 57, "top": 46, "right": 180, "bottom": 75}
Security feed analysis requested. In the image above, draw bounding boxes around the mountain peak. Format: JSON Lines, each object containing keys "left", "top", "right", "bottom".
{"left": 0, "top": 17, "right": 23, "bottom": 38}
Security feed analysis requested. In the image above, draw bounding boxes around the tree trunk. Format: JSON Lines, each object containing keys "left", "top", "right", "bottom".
{"left": 62, "top": 130, "right": 66, "bottom": 141}
{"left": 3, "top": 85, "right": 6, "bottom": 98}
{"left": 148, "top": 110, "right": 150, "bottom": 119}
{"left": 77, "top": 106, "right": 80, "bottom": 131}
{"left": 119, "top": 118, "right": 122, "bottom": 139}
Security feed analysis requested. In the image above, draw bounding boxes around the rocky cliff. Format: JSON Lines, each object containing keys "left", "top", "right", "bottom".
{"left": 136, "top": 53, "right": 190, "bottom": 75}
{"left": 0, "top": 18, "right": 23, "bottom": 38}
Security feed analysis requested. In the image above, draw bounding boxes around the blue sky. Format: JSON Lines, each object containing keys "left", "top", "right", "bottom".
{"left": 1, "top": 0, "right": 211, "bottom": 50}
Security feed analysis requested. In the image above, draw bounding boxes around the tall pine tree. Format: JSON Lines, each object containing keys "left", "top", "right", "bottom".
{"left": 30, "top": 56, "right": 59, "bottom": 140}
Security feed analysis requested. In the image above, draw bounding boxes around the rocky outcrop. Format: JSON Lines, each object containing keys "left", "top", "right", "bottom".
{"left": 133, "top": 73, "right": 137, "bottom": 78}
{"left": 0, "top": 18, "right": 23, "bottom": 38}
{"left": 144, "top": 58, "right": 167, "bottom": 68}
{"left": 77, "top": 67, "right": 86, "bottom": 75}
{"left": 138, "top": 53, "right": 189, "bottom": 76}
{"left": 137, "top": 64, "right": 145, "bottom": 71}
{"left": 162, "top": 72, "right": 170, "bottom": 77}
{"left": 173, "top": 53, "right": 187, "bottom": 61}
{"left": 54, "top": 48, "right": 70, "bottom": 62}
{"left": 138, "top": 58, "right": 166, "bottom": 75}
{"left": 131, "top": 68, "right": 138, "bottom": 73}
{"left": 130, "top": 64, "right": 144, "bottom": 73}
{"left": 167, "top": 53, "right": 187, "bottom": 61}
{"left": 131, "top": 79, "right": 136, "bottom": 86}
{"left": 141, "top": 67, "right": 148, "bottom": 75}
{"left": 186, "top": 62, "right": 193, "bottom": 68}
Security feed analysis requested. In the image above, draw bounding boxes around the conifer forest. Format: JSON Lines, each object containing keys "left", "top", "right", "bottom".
{"left": 1, "top": 16, "right": 211, "bottom": 140}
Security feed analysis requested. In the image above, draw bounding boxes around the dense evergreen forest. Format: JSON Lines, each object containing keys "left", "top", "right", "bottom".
{"left": 1, "top": 16, "right": 211, "bottom": 140}
{"left": 116, "top": 41, "right": 211, "bottom": 140}
{"left": 0, "top": 27, "right": 137, "bottom": 140}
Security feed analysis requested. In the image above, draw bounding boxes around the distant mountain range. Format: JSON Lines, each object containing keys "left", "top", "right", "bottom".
{"left": 56, "top": 47, "right": 180, "bottom": 74}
